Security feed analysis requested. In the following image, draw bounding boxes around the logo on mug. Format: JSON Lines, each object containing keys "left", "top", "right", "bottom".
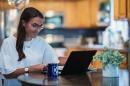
{"left": 48, "top": 63, "right": 58, "bottom": 78}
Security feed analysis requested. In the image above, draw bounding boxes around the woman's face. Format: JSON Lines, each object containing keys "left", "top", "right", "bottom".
{"left": 24, "top": 17, "right": 43, "bottom": 40}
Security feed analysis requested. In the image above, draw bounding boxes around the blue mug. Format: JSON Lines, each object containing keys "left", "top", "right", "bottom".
{"left": 47, "top": 63, "right": 58, "bottom": 78}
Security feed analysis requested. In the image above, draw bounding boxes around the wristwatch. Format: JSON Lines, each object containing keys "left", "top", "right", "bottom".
{"left": 24, "top": 67, "right": 29, "bottom": 73}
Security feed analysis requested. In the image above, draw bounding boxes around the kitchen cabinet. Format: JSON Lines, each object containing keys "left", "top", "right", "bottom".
{"left": 29, "top": 0, "right": 100, "bottom": 28}
{"left": 127, "top": 0, "right": 130, "bottom": 20}
{"left": 114, "top": 0, "right": 127, "bottom": 20}
{"left": 114, "top": 0, "right": 130, "bottom": 20}
{"left": 0, "top": 0, "right": 107, "bottom": 28}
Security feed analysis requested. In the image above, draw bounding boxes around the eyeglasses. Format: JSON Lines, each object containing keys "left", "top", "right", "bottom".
{"left": 31, "top": 23, "right": 44, "bottom": 30}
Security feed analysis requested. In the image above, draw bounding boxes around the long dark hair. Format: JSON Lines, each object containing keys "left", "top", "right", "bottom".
{"left": 16, "top": 7, "right": 44, "bottom": 61}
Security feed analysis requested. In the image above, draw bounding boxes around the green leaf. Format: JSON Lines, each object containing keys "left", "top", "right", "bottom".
{"left": 93, "top": 48, "right": 126, "bottom": 67}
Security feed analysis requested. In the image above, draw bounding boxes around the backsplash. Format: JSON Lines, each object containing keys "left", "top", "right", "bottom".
{"left": 38, "top": 27, "right": 106, "bottom": 48}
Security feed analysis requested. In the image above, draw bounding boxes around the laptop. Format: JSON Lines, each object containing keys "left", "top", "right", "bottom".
{"left": 60, "top": 50, "right": 97, "bottom": 75}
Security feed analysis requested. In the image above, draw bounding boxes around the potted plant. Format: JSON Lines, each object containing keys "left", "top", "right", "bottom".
{"left": 93, "top": 48, "right": 126, "bottom": 77}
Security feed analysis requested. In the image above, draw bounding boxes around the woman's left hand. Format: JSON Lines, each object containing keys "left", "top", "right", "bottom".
{"left": 29, "top": 64, "right": 47, "bottom": 72}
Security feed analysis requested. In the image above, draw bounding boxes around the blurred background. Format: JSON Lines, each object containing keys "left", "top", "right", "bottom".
{"left": 0, "top": 0, "right": 129, "bottom": 57}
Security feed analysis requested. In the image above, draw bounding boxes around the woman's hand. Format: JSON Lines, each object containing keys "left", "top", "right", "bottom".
{"left": 4, "top": 64, "right": 47, "bottom": 78}
{"left": 58, "top": 56, "right": 67, "bottom": 66}
{"left": 29, "top": 64, "right": 47, "bottom": 73}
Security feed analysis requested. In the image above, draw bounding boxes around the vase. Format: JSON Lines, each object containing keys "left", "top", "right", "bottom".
{"left": 102, "top": 77, "right": 119, "bottom": 86}
{"left": 102, "top": 64, "right": 119, "bottom": 77}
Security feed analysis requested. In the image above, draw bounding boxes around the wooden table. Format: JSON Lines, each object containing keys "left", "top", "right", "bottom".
{"left": 18, "top": 69, "right": 129, "bottom": 86}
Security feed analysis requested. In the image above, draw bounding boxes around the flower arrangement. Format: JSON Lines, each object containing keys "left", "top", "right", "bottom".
{"left": 93, "top": 48, "right": 126, "bottom": 68}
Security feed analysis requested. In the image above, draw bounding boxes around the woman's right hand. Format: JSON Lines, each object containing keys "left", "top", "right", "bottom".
{"left": 28, "top": 64, "right": 47, "bottom": 73}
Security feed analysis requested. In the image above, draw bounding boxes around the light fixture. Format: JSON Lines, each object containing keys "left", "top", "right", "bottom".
{"left": 8, "top": 0, "right": 29, "bottom": 10}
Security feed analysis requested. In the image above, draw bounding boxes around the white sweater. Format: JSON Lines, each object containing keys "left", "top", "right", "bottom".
{"left": 0, "top": 35, "right": 59, "bottom": 74}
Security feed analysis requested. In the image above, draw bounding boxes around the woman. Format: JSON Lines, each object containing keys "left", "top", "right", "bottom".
{"left": 0, "top": 7, "right": 59, "bottom": 78}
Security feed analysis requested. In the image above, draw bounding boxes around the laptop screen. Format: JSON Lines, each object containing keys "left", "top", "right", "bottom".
{"left": 61, "top": 50, "right": 97, "bottom": 75}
